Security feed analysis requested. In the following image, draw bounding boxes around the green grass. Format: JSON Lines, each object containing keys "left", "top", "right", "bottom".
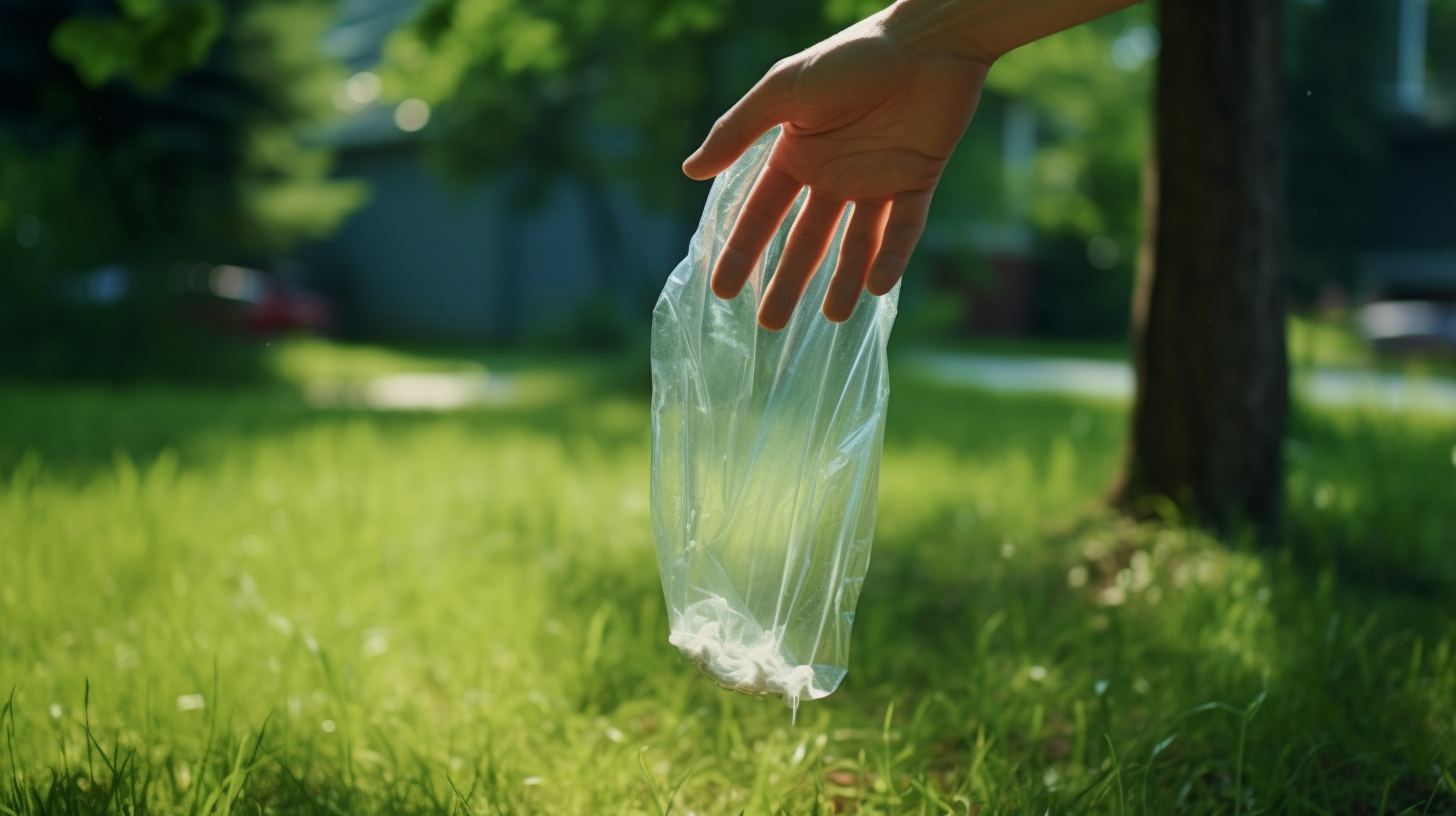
{"left": 1287, "top": 315, "right": 1375, "bottom": 370}
{"left": 2, "top": 341, "right": 1454, "bottom": 815}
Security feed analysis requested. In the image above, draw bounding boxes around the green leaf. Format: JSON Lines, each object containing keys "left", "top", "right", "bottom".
{"left": 117, "top": 0, "right": 167, "bottom": 20}
{"left": 130, "top": 1, "right": 226, "bottom": 91}
{"left": 50, "top": 16, "right": 136, "bottom": 88}
{"left": 49, "top": 1, "right": 225, "bottom": 93}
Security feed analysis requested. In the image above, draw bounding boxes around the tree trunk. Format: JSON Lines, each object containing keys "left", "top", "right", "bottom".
{"left": 1113, "top": 0, "right": 1289, "bottom": 538}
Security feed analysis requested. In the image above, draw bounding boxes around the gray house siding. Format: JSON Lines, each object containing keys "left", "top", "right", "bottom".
{"left": 1364, "top": 127, "right": 1456, "bottom": 299}
{"left": 306, "top": 142, "right": 684, "bottom": 341}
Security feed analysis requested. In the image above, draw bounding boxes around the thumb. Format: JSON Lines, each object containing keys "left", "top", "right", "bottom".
{"left": 682, "top": 66, "right": 793, "bottom": 180}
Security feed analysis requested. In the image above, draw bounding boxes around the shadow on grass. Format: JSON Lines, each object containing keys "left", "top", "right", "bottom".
{"left": 0, "top": 345, "right": 652, "bottom": 489}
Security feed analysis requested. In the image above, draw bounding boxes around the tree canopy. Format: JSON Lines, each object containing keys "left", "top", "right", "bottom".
{"left": 379, "top": 0, "right": 844, "bottom": 208}
{"left": 380, "top": 0, "right": 1155, "bottom": 338}
{"left": 0, "top": 0, "right": 366, "bottom": 378}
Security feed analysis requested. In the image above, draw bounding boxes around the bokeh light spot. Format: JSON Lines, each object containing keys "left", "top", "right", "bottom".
{"left": 1110, "top": 25, "right": 1160, "bottom": 72}
{"left": 395, "top": 98, "right": 431, "bottom": 132}
{"left": 1087, "top": 235, "right": 1120, "bottom": 269}
{"left": 345, "top": 71, "right": 381, "bottom": 105}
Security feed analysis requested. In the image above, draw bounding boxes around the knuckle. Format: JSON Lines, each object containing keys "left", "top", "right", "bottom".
{"left": 710, "top": 116, "right": 742, "bottom": 143}
{"left": 767, "top": 57, "right": 797, "bottom": 79}
{"left": 735, "top": 208, "right": 780, "bottom": 236}
{"left": 875, "top": 250, "right": 910, "bottom": 269}
{"left": 884, "top": 223, "right": 918, "bottom": 240}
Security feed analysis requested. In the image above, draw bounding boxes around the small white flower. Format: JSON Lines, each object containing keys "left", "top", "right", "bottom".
{"left": 1043, "top": 767, "right": 1060, "bottom": 789}
{"left": 321, "top": 719, "right": 336, "bottom": 733}
{"left": 1028, "top": 665, "right": 1048, "bottom": 682}
{"left": 176, "top": 694, "right": 205, "bottom": 712}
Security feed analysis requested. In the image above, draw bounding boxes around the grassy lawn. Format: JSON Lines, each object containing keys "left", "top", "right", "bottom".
{"left": 2, "top": 340, "right": 1454, "bottom": 815}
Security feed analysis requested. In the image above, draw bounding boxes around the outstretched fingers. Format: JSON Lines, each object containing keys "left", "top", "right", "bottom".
{"left": 758, "top": 190, "right": 847, "bottom": 331}
{"left": 710, "top": 165, "right": 801, "bottom": 300}
{"left": 822, "top": 200, "right": 890, "bottom": 322}
{"left": 867, "top": 188, "right": 935, "bottom": 296}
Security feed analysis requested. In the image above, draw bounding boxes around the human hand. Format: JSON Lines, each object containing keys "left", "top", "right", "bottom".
{"left": 682, "top": 8, "right": 991, "bottom": 330}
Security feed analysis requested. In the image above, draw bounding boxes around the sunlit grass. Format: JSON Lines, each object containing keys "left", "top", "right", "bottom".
{"left": 1288, "top": 313, "right": 1456, "bottom": 380}
{"left": 1, "top": 341, "right": 1453, "bottom": 815}
{"left": 1287, "top": 313, "right": 1374, "bottom": 370}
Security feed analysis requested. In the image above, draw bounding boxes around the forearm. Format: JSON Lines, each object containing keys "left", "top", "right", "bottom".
{"left": 883, "top": 0, "right": 1141, "bottom": 63}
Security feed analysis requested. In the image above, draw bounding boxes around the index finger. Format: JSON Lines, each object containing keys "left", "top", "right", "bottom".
{"left": 683, "top": 65, "right": 792, "bottom": 180}
{"left": 710, "top": 164, "right": 802, "bottom": 300}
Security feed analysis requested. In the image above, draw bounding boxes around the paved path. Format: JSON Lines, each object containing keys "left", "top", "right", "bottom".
{"left": 902, "top": 350, "right": 1456, "bottom": 416}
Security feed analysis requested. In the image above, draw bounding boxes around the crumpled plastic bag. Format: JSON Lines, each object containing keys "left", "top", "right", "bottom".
{"left": 650, "top": 127, "right": 899, "bottom": 718}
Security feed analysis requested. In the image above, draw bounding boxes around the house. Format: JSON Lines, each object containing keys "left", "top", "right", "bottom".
{"left": 305, "top": 0, "right": 1455, "bottom": 347}
{"left": 1356, "top": 0, "right": 1456, "bottom": 348}
{"left": 302, "top": 0, "right": 683, "bottom": 342}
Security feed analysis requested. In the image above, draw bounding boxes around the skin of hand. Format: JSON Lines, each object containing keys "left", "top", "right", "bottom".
{"left": 682, "top": 0, "right": 1139, "bottom": 330}
{"left": 682, "top": 8, "right": 991, "bottom": 330}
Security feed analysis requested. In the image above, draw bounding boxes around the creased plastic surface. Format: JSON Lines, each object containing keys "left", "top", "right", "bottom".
{"left": 650, "top": 128, "right": 899, "bottom": 715}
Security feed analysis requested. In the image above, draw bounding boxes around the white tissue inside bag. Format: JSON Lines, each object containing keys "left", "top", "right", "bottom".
{"left": 649, "top": 127, "right": 900, "bottom": 717}
{"left": 669, "top": 597, "right": 822, "bottom": 711}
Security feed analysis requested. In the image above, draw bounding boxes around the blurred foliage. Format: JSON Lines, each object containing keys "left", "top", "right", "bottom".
{"left": 984, "top": 14, "right": 1152, "bottom": 245}
{"left": 381, "top": 0, "right": 1154, "bottom": 339}
{"left": 374, "top": 0, "right": 1436, "bottom": 340}
{"left": 377, "top": 0, "right": 849, "bottom": 316}
{"left": 379, "top": 0, "right": 827, "bottom": 208}
{"left": 981, "top": 9, "right": 1154, "bottom": 338}
{"left": 51, "top": 0, "right": 224, "bottom": 91}
{"left": 0, "top": 0, "right": 366, "bottom": 381}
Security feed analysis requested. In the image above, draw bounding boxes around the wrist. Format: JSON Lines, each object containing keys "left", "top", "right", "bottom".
{"left": 883, "top": 0, "right": 1142, "bottom": 64}
{"left": 881, "top": 0, "right": 999, "bottom": 65}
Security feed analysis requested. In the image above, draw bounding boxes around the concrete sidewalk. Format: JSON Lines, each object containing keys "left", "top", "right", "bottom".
{"left": 902, "top": 350, "right": 1456, "bottom": 416}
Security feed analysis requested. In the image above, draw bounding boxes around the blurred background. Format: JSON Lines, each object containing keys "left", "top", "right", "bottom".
{"left": 2, "top": 0, "right": 1453, "bottom": 379}
{"left": 4, "top": 3, "right": 1456, "bottom": 812}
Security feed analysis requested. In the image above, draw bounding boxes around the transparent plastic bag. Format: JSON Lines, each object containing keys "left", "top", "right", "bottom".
{"left": 650, "top": 128, "right": 899, "bottom": 717}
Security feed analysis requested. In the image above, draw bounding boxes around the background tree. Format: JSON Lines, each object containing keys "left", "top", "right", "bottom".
{"left": 0, "top": 0, "right": 365, "bottom": 380}
{"left": 1113, "top": 0, "right": 1289, "bottom": 537}
{"left": 974, "top": 10, "right": 1154, "bottom": 338}
{"left": 379, "top": 0, "right": 850, "bottom": 325}
{"left": 382, "top": 0, "right": 1159, "bottom": 337}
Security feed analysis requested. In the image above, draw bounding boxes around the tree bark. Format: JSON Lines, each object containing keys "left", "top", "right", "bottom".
{"left": 1113, "top": 0, "right": 1289, "bottom": 538}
